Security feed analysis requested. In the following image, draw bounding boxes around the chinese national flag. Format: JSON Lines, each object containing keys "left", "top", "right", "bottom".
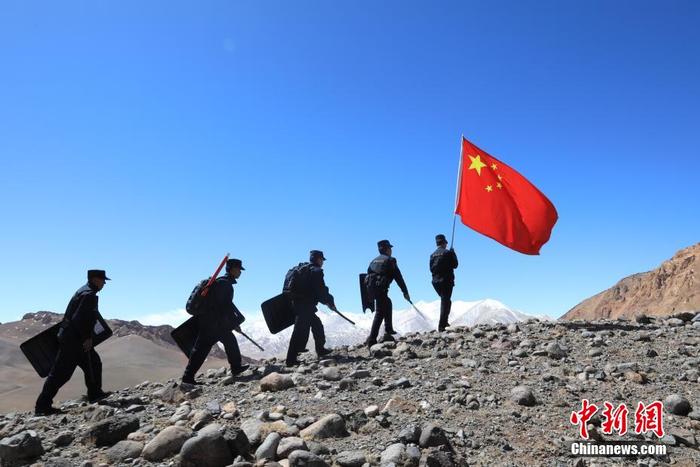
{"left": 455, "top": 136, "right": 558, "bottom": 255}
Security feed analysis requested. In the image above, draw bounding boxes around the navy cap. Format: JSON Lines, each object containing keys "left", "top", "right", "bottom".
{"left": 310, "top": 250, "right": 326, "bottom": 261}
{"left": 87, "top": 269, "right": 110, "bottom": 281}
{"left": 226, "top": 258, "right": 245, "bottom": 270}
{"left": 377, "top": 239, "right": 394, "bottom": 250}
{"left": 436, "top": 234, "right": 447, "bottom": 245}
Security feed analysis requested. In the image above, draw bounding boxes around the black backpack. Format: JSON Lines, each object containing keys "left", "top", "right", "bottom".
{"left": 283, "top": 263, "right": 313, "bottom": 300}
{"left": 186, "top": 279, "right": 215, "bottom": 316}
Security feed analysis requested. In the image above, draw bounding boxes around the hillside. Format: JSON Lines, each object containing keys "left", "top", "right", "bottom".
{"left": 562, "top": 243, "right": 699, "bottom": 321}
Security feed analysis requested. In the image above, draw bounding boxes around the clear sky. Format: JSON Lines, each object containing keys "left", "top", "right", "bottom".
{"left": 1, "top": 0, "right": 698, "bottom": 325}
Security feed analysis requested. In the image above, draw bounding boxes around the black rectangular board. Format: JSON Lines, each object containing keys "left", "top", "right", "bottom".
{"left": 260, "top": 293, "right": 295, "bottom": 334}
{"left": 20, "top": 313, "right": 113, "bottom": 378}
{"left": 359, "top": 273, "right": 374, "bottom": 313}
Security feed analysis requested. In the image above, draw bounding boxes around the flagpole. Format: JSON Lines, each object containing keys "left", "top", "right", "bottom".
{"left": 451, "top": 135, "right": 464, "bottom": 247}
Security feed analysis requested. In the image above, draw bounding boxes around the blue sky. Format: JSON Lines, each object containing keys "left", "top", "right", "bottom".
{"left": 0, "top": 0, "right": 698, "bottom": 325}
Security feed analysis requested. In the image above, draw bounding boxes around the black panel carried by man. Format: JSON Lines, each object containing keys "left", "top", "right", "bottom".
{"left": 182, "top": 258, "right": 249, "bottom": 385}
{"left": 430, "top": 234, "right": 459, "bottom": 332}
{"left": 364, "top": 239, "right": 410, "bottom": 348}
{"left": 285, "top": 250, "right": 336, "bottom": 367}
{"left": 35, "top": 270, "right": 112, "bottom": 416}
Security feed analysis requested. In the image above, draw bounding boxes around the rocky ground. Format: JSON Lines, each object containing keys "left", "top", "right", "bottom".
{"left": 0, "top": 312, "right": 699, "bottom": 467}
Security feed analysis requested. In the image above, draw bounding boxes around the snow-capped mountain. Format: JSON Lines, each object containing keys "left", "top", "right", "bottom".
{"left": 235, "top": 298, "right": 548, "bottom": 359}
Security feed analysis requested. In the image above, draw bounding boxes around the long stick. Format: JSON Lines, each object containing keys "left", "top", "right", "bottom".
{"left": 407, "top": 299, "right": 429, "bottom": 321}
{"left": 201, "top": 253, "right": 230, "bottom": 297}
{"left": 330, "top": 308, "right": 355, "bottom": 325}
{"left": 235, "top": 329, "right": 265, "bottom": 352}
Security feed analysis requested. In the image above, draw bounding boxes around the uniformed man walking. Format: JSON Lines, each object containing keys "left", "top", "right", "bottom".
{"left": 182, "top": 258, "right": 249, "bottom": 385}
{"left": 35, "top": 269, "right": 112, "bottom": 416}
{"left": 365, "top": 240, "right": 410, "bottom": 348}
{"left": 430, "top": 234, "right": 459, "bottom": 332}
{"left": 285, "top": 250, "right": 335, "bottom": 367}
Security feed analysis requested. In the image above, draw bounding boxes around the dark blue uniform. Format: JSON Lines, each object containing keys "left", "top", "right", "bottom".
{"left": 183, "top": 275, "right": 245, "bottom": 381}
{"left": 365, "top": 254, "right": 408, "bottom": 345}
{"left": 430, "top": 247, "right": 458, "bottom": 330}
{"left": 35, "top": 284, "right": 104, "bottom": 411}
{"left": 286, "top": 264, "right": 334, "bottom": 365}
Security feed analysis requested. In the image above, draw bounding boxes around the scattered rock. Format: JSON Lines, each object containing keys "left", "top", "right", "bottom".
{"left": 142, "top": 425, "right": 192, "bottom": 461}
{"left": 664, "top": 394, "right": 692, "bottom": 416}
{"left": 510, "top": 386, "right": 536, "bottom": 406}
{"left": 105, "top": 440, "right": 143, "bottom": 463}
{"left": 83, "top": 414, "right": 140, "bottom": 447}
{"left": 300, "top": 414, "right": 347, "bottom": 440}
{"left": 180, "top": 424, "right": 233, "bottom": 467}
{"left": 260, "top": 373, "right": 295, "bottom": 392}
{"left": 0, "top": 430, "right": 44, "bottom": 465}
{"left": 419, "top": 423, "right": 449, "bottom": 448}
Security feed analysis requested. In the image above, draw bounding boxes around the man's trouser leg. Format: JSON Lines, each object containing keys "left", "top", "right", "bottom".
{"left": 183, "top": 329, "right": 214, "bottom": 381}
{"left": 368, "top": 293, "right": 389, "bottom": 345}
{"left": 77, "top": 349, "right": 102, "bottom": 398}
{"left": 309, "top": 313, "right": 326, "bottom": 352}
{"left": 36, "top": 344, "right": 79, "bottom": 410}
{"left": 436, "top": 282, "right": 454, "bottom": 330}
{"left": 287, "top": 305, "right": 312, "bottom": 364}
{"left": 382, "top": 296, "right": 394, "bottom": 338}
{"left": 220, "top": 331, "right": 242, "bottom": 369}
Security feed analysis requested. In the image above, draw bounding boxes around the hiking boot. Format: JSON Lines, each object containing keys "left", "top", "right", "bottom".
{"left": 35, "top": 406, "right": 63, "bottom": 416}
{"left": 386, "top": 328, "right": 398, "bottom": 335}
{"left": 88, "top": 391, "right": 112, "bottom": 403}
{"left": 181, "top": 378, "right": 204, "bottom": 386}
{"left": 285, "top": 360, "right": 300, "bottom": 368}
{"left": 381, "top": 334, "right": 396, "bottom": 343}
{"left": 231, "top": 364, "right": 250, "bottom": 375}
{"left": 316, "top": 348, "right": 333, "bottom": 357}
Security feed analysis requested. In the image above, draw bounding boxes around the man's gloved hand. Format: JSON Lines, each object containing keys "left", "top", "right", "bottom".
{"left": 403, "top": 292, "right": 411, "bottom": 302}
{"left": 233, "top": 325, "right": 242, "bottom": 333}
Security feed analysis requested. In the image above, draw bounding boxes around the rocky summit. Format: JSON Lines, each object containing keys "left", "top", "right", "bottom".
{"left": 0, "top": 314, "right": 699, "bottom": 467}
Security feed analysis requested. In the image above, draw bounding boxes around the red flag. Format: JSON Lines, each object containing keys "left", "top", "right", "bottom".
{"left": 454, "top": 136, "right": 558, "bottom": 255}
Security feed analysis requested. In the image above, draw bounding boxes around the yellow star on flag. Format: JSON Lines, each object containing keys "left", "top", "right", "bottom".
{"left": 491, "top": 163, "right": 498, "bottom": 170}
{"left": 485, "top": 185, "right": 493, "bottom": 192}
{"left": 497, "top": 174, "right": 503, "bottom": 181}
{"left": 497, "top": 182, "right": 502, "bottom": 189}
{"left": 468, "top": 155, "right": 487, "bottom": 176}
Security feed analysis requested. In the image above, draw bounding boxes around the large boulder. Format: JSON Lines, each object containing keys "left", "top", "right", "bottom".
{"left": 300, "top": 414, "right": 347, "bottom": 440}
{"left": 0, "top": 430, "right": 44, "bottom": 465}
{"left": 142, "top": 425, "right": 193, "bottom": 461}
{"left": 83, "top": 414, "right": 140, "bottom": 447}
{"left": 260, "top": 372, "right": 295, "bottom": 392}
{"left": 179, "top": 424, "right": 233, "bottom": 467}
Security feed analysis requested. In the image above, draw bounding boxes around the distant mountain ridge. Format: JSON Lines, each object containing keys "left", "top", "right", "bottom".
{"left": 562, "top": 242, "right": 699, "bottom": 320}
{"left": 237, "top": 298, "right": 547, "bottom": 359}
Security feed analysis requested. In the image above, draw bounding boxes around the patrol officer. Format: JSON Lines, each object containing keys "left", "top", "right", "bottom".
{"left": 35, "top": 270, "right": 112, "bottom": 416}
{"left": 430, "top": 234, "right": 459, "bottom": 331}
{"left": 285, "top": 250, "right": 335, "bottom": 367}
{"left": 365, "top": 240, "right": 410, "bottom": 347}
{"left": 182, "top": 258, "right": 249, "bottom": 385}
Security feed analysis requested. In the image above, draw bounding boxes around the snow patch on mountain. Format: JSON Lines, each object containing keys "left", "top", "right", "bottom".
{"left": 235, "top": 298, "right": 548, "bottom": 359}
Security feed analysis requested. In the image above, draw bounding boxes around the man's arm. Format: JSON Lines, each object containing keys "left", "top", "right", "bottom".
{"left": 391, "top": 259, "right": 409, "bottom": 298}
{"left": 71, "top": 293, "right": 98, "bottom": 342}
{"left": 312, "top": 269, "right": 336, "bottom": 309}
